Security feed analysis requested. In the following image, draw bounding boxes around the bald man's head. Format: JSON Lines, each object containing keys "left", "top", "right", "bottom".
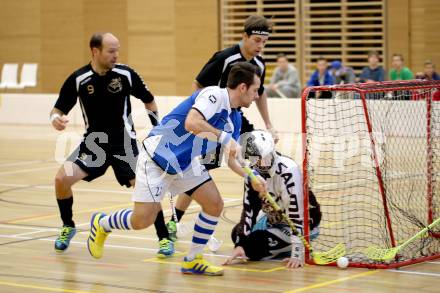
{"left": 90, "top": 32, "right": 120, "bottom": 72}
{"left": 89, "top": 32, "right": 117, "bottom": 49}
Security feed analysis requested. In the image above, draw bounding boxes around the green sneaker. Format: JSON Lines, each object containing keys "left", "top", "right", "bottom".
{"left": 157, "top": 239, "right": 175, "bottom": 258}
{"left": 54, "top": 225, "right": 77, "bottom": 253}
{"left": 166, "top": 220, "right": 177, "bottom": 242}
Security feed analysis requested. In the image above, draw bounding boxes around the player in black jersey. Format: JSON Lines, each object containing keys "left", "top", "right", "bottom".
{"left": 224, "top": 130, "right": 321, "bottom": 268}
{"left": 166, "top": 15, "right": 280, "bottom": 240}
{"left": 50, "top": 32, "right": 173, "bottom": 256}
{"left": 194, "top": 15, "right": 277, "bottom": 140}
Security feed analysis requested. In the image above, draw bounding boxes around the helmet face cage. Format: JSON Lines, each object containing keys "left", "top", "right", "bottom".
{"left": 254, "top": 153, "right": 275, "bottom": 174}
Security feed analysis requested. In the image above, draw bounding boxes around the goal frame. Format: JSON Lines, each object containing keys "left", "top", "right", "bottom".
{"left": 301, "top": 80, "right": 440, "bottom": 268}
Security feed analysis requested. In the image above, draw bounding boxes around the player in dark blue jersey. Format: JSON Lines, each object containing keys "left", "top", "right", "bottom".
{"left": 86, "top": 62, "right": 267, "bottom": 276}
{"left": 50, "top": 32, "right": 163, "bottom": 254}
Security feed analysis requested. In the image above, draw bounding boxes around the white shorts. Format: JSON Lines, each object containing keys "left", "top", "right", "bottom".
{"left": 132, "top": 148, "right": 211, "bottom": 202}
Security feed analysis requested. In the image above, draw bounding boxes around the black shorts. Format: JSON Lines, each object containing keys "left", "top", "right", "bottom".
{"left": 231, "top": 223, "right": 292, "bottom": 260}
{"left": 67, "top": 133, "right": 139, "bottom": 187}
{"left": 201, "top": 111, "right": 255, "bottom": 171}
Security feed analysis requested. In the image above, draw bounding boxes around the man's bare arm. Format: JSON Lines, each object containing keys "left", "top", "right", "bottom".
{"left": 49, "top": 108, "right": 69, "bottom": 131}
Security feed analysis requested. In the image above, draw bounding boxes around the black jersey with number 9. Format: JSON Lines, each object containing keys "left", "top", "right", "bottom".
{"left": 54, "top": 63, "right": 154, "bottom": 138}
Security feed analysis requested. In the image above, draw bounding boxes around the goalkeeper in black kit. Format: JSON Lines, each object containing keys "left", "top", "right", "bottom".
{"left": 224, "top": 130, "right": 321, "bottom": 268}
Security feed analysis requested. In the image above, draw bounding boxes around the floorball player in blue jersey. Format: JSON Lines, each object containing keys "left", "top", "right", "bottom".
{"left": 86, "top": 62, "right": 267, "bottom": 276}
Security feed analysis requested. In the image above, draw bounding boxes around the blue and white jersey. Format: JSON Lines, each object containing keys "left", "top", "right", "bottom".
{"left": 144, "top": 86, "right": 242, "bottom": 174}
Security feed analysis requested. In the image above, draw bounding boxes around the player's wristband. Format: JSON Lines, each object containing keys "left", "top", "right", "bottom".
{"left": 218, "top": 131, "right": 232, "bottom": 145}
{"left": 148, "top": 111, "right": 159, "bottom": 126}
{"left": 50, "top": 113, "right": 61, "bottom": 122}
{"left": 290, "top": 236, "right": 305, "bottom": 260}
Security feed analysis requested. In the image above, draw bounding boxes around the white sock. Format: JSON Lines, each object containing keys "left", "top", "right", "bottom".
{"left": 99, "top": 209, "right": 133, "bottom": 232}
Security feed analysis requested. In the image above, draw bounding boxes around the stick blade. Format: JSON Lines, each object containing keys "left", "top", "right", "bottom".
{"left": 364, "top": 245, "right": 398, "bottom": 261}
{"left": 313, "top": 242, "right": 346, "bottom": 265}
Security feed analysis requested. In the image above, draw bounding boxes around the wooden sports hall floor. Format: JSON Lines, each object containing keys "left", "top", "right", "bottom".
{"left": 0, "top": 125, "right": 439, "bottom": 293}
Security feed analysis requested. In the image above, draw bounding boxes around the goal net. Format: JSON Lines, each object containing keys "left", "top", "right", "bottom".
{"left": 302, "top": 80, "right": 440, "bottom": 268}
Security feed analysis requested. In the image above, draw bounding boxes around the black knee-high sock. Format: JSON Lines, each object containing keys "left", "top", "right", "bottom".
{"left": 154, "top": 210, "right": 169, "bottom": 240}
{"left": 171, "top": 208, "right": 185, "bottom": 222}
{"left": 57, "top": 197, "right": 75, "bottom": 227}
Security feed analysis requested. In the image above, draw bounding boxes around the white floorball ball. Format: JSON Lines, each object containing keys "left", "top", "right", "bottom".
{"left": 337, "top": 257, "right": 349, "bottom": 269}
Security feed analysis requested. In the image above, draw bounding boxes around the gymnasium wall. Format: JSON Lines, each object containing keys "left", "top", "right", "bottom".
{"left": 408, "top": 0, "right": 440, "bottom": 73}
{"left": 0, "top": 93, "right": 303, "bottom": 161}
{"left": 221, "top": 0, "right": 386, "bottom": 85}
{"left": 387, "top": 0, "right": 440, "bottom": 74}
{"left": 0, "top": 0, "right": 439, "bottom": 95}
{"left": 0, "top": 0, "right": 218, "bottom": 96}
{"left": 0, "top": 94, "right": 301, "bottom": 134}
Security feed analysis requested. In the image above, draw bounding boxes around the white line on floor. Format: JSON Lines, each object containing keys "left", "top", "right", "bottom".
{"left": 0, "top": 166, "right": 58, "bottom": 176}
{"left": 0, "top": 182, "right": 243, "bottom": 199}
{"left": 0, "top": 160, "right": 50, "bottom": 168}
{"left": 6, "top": 223, "right": 192, "bottom": 243}
{"left": 5, "top": 222, "right": 90, "bottom": 237}
{"left": 13, "top": 229, "right": 60, "bottom": 237}
{"left": 0, "top": 234, "right": 233, "bottom": 258}
{"left": 0, "top": 234, "right": 179, "bottom": 253}
{"left": 3, "top": 198, "right": 240, "bottom": 237}
{"left": 0, "top": 182, "right": 132, "bottom": 194}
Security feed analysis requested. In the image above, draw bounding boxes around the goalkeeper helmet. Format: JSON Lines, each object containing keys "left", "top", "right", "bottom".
{"left": 242, "top": 130, "right": 275, "bottom": 174}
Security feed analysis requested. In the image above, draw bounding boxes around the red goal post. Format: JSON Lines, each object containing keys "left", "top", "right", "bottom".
{"left": 302, "top": 80, "right": 440, "bottom": 268}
